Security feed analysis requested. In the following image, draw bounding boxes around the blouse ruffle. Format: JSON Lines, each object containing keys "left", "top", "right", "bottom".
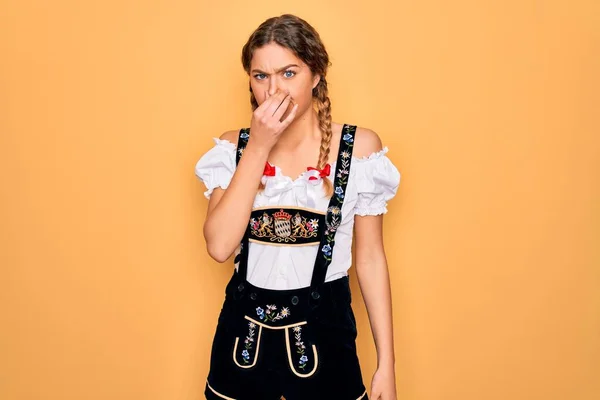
{"left": 194, "top": 138, "right": 236, "bottom": 199}
{"left": 352, "top": 147, "right": 401, "bottom": 216}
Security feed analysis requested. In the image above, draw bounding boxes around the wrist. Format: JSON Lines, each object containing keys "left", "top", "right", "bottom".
{"left": 245, "top": 140, "right": 272, "bottom": 159}
{"left": 377, "top": 356, "right": 396, "bottom": 371}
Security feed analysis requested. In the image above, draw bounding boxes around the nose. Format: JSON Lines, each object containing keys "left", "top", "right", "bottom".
{"left": 267, "top": 76, "right": 285, "bottom": 96}
{"left": 267, "top": 79, "right": 278, "bottom": 96}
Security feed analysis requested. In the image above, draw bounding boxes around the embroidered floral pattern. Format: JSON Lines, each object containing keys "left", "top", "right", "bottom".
{"left": 241, "top": 321, "right": 256, "bottom": 364}
{"left": 256, "top": 304, "right": 291, "bottom": 322}
{"left": 321, "top": 125, "right": 356, "bottom": 262}
{"left": 236, "top": 128, "right": 250, "bottom": 164}
{"left": 335, "top": 137, "right": 352, "bottom": 191}
{"left": 249, "top": 209, "right": 320, "bottom": 243}
{"left": 293, "top": 326, "right": 308, "bottom": 370}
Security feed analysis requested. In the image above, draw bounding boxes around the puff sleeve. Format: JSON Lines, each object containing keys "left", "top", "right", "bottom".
{"left": 353, "top": 147, "right": 401, "bottom": 216}
{"left": 194, "top": 138, "right": 237, "bottom": 199}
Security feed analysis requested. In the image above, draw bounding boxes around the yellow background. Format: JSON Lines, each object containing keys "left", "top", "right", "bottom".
{"left": 1, "top": 0, "right": 598, "bottom": 399}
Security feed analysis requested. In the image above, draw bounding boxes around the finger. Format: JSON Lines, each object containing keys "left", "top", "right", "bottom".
{"left": 256, "top": 89, "right": 279, "bottom": 113}
{"left": 261, "top": 89, "right": 274, "bottom": 108}
{"left": 278, "top": 102, "right": 299, "bottom": 129}
{"left": 264, "top": 90, "right": 287, "bottom": 116}
{"left": 273, "top": 94, "right": 292, "bottom": 120}
{"left": 370, "top": 385, "right": 379, "bottom": 399}
{"left": 265, "top": 90, "right": 289, "bottom": 116}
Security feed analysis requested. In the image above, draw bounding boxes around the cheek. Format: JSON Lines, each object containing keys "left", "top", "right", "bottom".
{"left": 292, "top": 89, "right": 314, "bottom": 111}
{"left": 281, "top": 91, "right": 314, "bottom": 119}
{"left": 250, "top": 82, "right": 265, "bottom": 104}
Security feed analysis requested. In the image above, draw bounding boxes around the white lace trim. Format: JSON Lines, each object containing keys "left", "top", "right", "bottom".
{"left": 352, "top": 146, "right": 390, "bottom": 162}
{"left": 354, "top": 205, "right": 389, "bottom": 216}
{"left": 212, "top": 137, "right": 236, "bottom": 151}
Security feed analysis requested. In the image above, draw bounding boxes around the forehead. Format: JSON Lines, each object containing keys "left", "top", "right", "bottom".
{"left": 250, "top": 42, "right": 305, "bottom": 70}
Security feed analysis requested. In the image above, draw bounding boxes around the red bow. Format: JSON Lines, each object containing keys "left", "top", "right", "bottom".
{"left": 307, "top": 163, "right": 331, "bottom": 181}
{"left": 263, "top": 162, "right": 276, "bottom": 176}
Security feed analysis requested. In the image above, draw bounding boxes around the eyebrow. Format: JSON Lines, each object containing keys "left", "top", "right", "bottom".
{"left": 251, "top": 64, "right": 300, "bottom": 74}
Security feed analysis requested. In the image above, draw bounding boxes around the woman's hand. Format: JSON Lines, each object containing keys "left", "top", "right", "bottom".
{"left": 247, "top": 89, "right": 298, "bottom": 153}
{"left": 370, "top": 365, "right": 397, "bottom": 400}
{"left": 201, "top": 89, "right": 298, "bottom": 262}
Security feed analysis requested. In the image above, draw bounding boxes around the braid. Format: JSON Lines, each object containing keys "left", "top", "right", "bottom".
{"left": 314, "top": 77, "right": 333, "bottom": 197}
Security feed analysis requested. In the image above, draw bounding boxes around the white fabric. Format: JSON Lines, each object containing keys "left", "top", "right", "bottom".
{"left": 194, "top": 137, "right": 401, "bottom": 290}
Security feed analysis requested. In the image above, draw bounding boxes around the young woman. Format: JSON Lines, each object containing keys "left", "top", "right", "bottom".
{"left": 195, "top": 14, "right": 400, "bottom": 400}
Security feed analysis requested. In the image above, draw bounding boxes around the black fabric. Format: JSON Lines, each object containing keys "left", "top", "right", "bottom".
{"left": 205, "top": 271, "right": 366, "bottom": 400}
{"left": 205, "top": 124, "right": 367, "bottom": 400}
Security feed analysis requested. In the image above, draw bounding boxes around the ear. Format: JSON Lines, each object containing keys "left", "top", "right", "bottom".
{"left": 312, "top": 74, "right": 321, "bottom": 90}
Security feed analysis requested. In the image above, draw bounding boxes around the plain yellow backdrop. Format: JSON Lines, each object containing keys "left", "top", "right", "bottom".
{"left": 1, "top": 1, "right": 598, "bottom": 399}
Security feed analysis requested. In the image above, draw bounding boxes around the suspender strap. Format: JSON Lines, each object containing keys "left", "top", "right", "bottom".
{"left": 235, "top": 128, "right": 251, "bottom": 283}
{"left": 308, "top": 124, "right": 357, "bottom": 306}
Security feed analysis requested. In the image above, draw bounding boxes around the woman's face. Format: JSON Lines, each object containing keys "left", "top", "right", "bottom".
{"left": 249, "top": 42, "right": 320, "bottom": 119}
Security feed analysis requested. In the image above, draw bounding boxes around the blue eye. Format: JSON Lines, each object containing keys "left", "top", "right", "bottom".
{"left": 283, "top": 70, "right": 296, "bottom": 78}
{"left": 254, "top": 73, "right": 267, "bottom": 80}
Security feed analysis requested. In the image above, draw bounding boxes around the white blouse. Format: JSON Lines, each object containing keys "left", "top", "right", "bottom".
{"left": 195, "top": 137, "right": 401, "bottom": 290}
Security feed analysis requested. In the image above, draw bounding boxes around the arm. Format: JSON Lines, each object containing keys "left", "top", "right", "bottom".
{"left": 203, "top": 132, "right": 269, "bottom": 262}
{"left": 353, "top": 127, "right": 397, "bottom": 399}
{"left": 354, "top": 214, "right": 396, "bottom": 369}
{"left": 203, "top": 90, "right": 298, "bottom": 262}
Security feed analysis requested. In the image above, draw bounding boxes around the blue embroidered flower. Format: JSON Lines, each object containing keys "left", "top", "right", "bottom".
{"left": 294, "top": 327, "right": 308, "bottom": 370}
{"left": 334, "top": 186, "right": 344, "bottom": 198}
{"left": 343, "top": 133, "right": 354, "bottom": 143}
{"left": 322, "top": 244, "right": 332, "bottom": 256}
{"left": 241, "top": 321, "right": 256, "bottom": 364}
{"left": 240, "top": 132, "right": 249, "bottom": 139}
{"left": 256, "top": 307, "right": 265, "bottom": 319}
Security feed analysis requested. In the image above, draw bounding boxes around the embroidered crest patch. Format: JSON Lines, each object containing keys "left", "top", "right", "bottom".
{"left": 249, "top": 207, "right": 324, "bottom": 245}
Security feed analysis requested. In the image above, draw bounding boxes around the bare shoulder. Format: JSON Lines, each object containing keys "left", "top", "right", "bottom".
{"left": 352, "top": 126, "right": 384, "bottom": 159}
{"left": 219, "top": 129, "right": 241, "bottom": 144}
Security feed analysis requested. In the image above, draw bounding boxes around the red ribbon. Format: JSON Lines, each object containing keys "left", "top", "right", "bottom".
{"left": 307, "top": 163, "right": 331, "bottom": 181}
{"left": 263, "top": 162, "right": 276, "bottom": 176}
